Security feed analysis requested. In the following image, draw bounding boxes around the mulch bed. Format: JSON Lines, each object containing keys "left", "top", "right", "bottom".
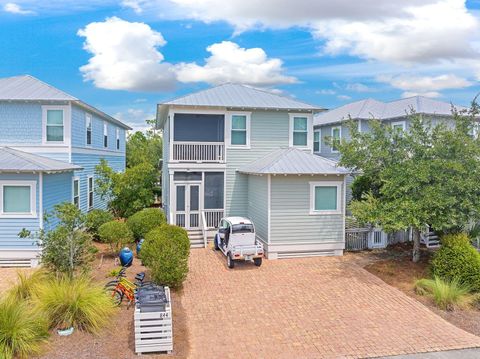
{"left": 353, "top": 243, "right": 480, "bottom": 337}
{"left": 36, "top": 243, "right": 190, "bottom": 359}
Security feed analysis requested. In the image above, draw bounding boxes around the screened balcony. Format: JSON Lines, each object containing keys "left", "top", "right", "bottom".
{"left": 171, "top": 113, "right": 225, "bottom": 163}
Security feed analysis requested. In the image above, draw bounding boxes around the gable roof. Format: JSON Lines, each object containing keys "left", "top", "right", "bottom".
{"left": 0, "top": 75, "right": 131, "bottom": 130}
{"left": 238, "top": 147, "right": 349, "bottom": 175}
{"left": 314, "top": 96, "right": 468, "bottom": 126}
{"left": 0, "top": 147, "right": 82, "bottom": 173}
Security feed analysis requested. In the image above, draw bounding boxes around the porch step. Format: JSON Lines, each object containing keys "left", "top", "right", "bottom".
{"left": 187, "top": 230, "right": 205, "bottom": 249}
{"left": 421, "top": 231, "right": 440, "bottom": 248}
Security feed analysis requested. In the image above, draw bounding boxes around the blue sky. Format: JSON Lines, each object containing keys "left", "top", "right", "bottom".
{"left": 0, "top": 0, "right": 479, "bottom": 130}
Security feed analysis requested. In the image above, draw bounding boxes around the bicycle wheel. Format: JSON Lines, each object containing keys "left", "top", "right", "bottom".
{"left": 112, "top": 290, "right": 124, "bottom": 306}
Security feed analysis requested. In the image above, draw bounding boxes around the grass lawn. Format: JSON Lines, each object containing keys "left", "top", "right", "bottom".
{"left": 348, "top": 243, "right": 480, "bottom": 337}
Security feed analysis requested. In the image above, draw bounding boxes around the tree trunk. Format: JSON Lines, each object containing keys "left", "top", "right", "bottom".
{"left": 412, "top": 227, "right": 421, "bottom": 263}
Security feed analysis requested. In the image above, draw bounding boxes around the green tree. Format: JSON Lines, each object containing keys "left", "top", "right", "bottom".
{"left": 337, "top": 102, "right": 480, "bottom": 262}
{"left": 126, "top": 119, "right": 162, "bottom": 169}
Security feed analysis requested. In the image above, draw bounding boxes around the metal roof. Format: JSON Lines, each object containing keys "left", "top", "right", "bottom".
{"left": 0, "top": 75, "right": 131, "bottom": 130}
{"left": 238, "top": 147, "right": 349, "bottom": 175}
{"left": 0, "top": 147, "right": 82, "bottom": 172}
{"left": 314, "top": 96, "right": 468, "bottom": 126}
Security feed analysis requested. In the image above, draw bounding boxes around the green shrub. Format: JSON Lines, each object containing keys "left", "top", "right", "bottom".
{"left": 85, "top": 209, "right": 114, "bottom": 239}
{"left": 431, "top": 233, "right": 480, "bottom": 291}
{"left": 35, "top": 276, "right": 115, "bottom": 333}
{"left": 127, "top": 208, "right": 166, "bottom": 241}
{"left": 0, "top": 296, "right": 49, "bottom": 359}
{"left": 98, "top": 220, "right": 133, "bottom": 254}
{"left": 142, "top": 225, "right": 190, "bottom": 288}
{"left": 415, "top": 276, "right": 471, "bottom": 310}
{"left": 6, "top": 270, "right": 47, "bottom": 301}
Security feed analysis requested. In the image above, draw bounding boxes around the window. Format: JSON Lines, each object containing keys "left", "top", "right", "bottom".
{"left": 293, "top": 117, "right": 308, "bottom": 146}
{"left": 310, "top": 181, "right": 342, "bottom": 215}
{"left": 392, "top": 121, "right": 406, "bottom": 133}
{"left": 116, "top": 128, "right": 120, "bottom": 150}
{"left": 229, "top": 113, "right": 250, "bottom": 147}
{"left": 314, "top": 131, "right": 320, "bottom": 152}
{"left": 86, "top": 115, "right": 92, "bottom": 145}
{"left": 204, "top": 172, "right": 224, "bottom": 209}
{"left": 232, "top": 223, "right": 254, "bottom": 233}
{"left": 46, "top": 109, "right": 64, "bottom": 142}
{"left": 73, "top": 178, "right": 80, "bottom": 208}
{"left": 0, "top": 181, "right": 36, "bottom": 217}
{"left": 331, "top": 126, "right": 341, "bottom": 153}
{"left": 103, "top": 122, "right": 108, "bottom": 148}
{"left": 88, "top": 176, "right": 94, "bottom": 209}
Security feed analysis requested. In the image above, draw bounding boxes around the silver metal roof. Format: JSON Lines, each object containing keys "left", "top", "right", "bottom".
{"left": 238, "top": 147, "right": 349, "bottom": 175}
{"left": 0, "top": 147, "right": 82, "bottom": 172}
{"left": 0, "top": 75, "right": 131, "bottom": 130}
{"left": 314, "top": 96, "right": 468, "bottom": 126}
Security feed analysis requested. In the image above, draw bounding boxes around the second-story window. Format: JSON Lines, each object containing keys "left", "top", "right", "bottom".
{"left": 46, "top": 109, "right": 64, "bottom": 142}
{"left": 231, "top": 115, "right": 248, "bottom": 146}
{"left": 331, "top": 126, "right": 341, "bottom": 153}
{"left": 103, "top": 122, "right": 108, "bottom": 148}
{"left": 314, "top": 131, "right": 320, "bottom": 152}
{"left": 86, "top": 114, "right": 92, "bottom": 145}
{"left": 88, "top": 176, "right": 94, "bottom": 209}
{"left": 73, "top": 178, "right": 80, "bottom": 208}
{"left": 293, "top": 116, "right": 308, "bottom": 146}
{"left": 116, "top": 128, "right": 120, "bottom": 150}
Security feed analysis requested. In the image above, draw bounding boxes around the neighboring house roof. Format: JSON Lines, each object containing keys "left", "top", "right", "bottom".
{"left": 0, "top": 75, "right": 132, "bottom": 130}
{"left": 238, "top": 147, "right": 349, "bottom": 175}
{"left": 314, "top": 96, "right": 468, "bottom": 126}
{"left": 0, "top": 147, "right": 82, "bottom": 173}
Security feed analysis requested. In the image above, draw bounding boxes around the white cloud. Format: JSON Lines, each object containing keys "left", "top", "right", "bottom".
{"left": 3, "top": 2, "right": 34, "bottom": 14}
{"left": 175, "top": 41, "right": 297, "bottom": 86}
{"left": 121, "top": 0, "right": 145, "bottom": 13}
{"left": 316, "top": 89, "right": 336, "bottom": 95}
{"left": 78, "top": 17, "right": 176, "bottom": 92}
{"left": 114, "top": 108, "right": 155, "bottom": 132}
{"left": 345, "top": 83, "right": 374, "bottom": 93}
{"left": 402, "top": 91, "right": 441, "bottom": 98}
{"left": 337, "top": 95, "right": 351, "bottom": 100}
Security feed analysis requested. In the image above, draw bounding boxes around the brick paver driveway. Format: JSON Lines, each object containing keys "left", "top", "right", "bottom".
{"left": 181, "top": 249, "right": 480, "bottom": 359}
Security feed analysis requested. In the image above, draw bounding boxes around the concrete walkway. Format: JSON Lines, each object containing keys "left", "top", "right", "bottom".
{"left": 383, "top": 348, "right": 480, "bottom": 358}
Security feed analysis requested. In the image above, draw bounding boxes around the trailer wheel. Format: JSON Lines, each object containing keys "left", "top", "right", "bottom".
{"left": 227, "top": 253, "right": 235, "bottom": 269}
{"left": 214, "top": 234, "right": 220, "bottom": 250}
{"left": 254, "top": 258, "right": 262, "bottom": 267}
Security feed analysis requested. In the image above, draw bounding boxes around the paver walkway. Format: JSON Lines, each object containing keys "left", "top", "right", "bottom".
{"left": 181, "top": 249, "right": 480, "bottom": 359}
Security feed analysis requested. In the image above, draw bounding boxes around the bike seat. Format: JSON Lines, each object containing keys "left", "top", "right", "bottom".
{"left": 135, "top": 272, "right": 146, "bottom": 281}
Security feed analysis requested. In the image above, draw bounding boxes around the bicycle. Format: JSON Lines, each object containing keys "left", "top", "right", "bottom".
{"left": 104, "top": 266, "right": 152, "bottom": 308}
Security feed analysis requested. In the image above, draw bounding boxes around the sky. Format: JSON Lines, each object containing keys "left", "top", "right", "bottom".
{"left": 0, "top": 0, "right": 479, "bottom": 131}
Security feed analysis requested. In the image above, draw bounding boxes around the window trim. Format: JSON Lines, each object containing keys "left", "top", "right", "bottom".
{"left": 103, "top": 122, "right": 108, "bottom": 148}
{"left": 0, "top": 180, "right": 37, "bottom": 218}
{"left": 42, "top": 105, "right": 70, "bottom": 145}
{"left": 391, "top": 120, "right": 406, "bottom": 132}
{"left": 72, "top": 177, "right": 80, "bottom": 208}
{"left": 313, "top": 130, "right": 321, "bottom": 153}
{"left": 226, "top": 112, "right": 251, "bottom": 148}
{"left": 86, "top": 114, "right": 92, "bottom": 146}
{"left": 331, "top": 126, "right": 342, "bottom": 153}
{"left": 87, "top": 175, "right": 94, "bottom": 209}
{"left": 289, "top": 113, "right": 313, "bottom": 149}
{"left": 309, "top": 181, "right": 342, "bottom": 215}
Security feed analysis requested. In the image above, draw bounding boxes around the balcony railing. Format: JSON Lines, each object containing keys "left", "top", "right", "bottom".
{"left": 172, "top": 141, "right": 225, "bottom": 162}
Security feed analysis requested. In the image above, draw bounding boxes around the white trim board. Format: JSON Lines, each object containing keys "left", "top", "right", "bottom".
{"left": 0, "top": 180, "right": 38, "bottom": 218}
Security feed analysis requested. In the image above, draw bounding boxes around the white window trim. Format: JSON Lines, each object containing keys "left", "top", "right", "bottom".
{"left": 72, "top": 177, "right": 80, "bottom": 208}
{"left": 103, "top": 122, "right": 108, "bottom": 148}
{"left": 226, "top": 112, "right": 251, "bottom": 148}
{"left": 391, "top": 120, "right": 406, "bottom": 131}
{"left": 87, "top": 175, "right": 94, "bottom": 209}
{"left": 86, "top": 114, "right": 92, "bottom": 146}
{"left": 331, "top": 126, "right": 341, "bottom": 153}
{"left": 309, "top": 181, "right": 342, "bottom": 215}
{"left": 42, "top": 105, "right": 71, "bottom": 146}
{"left": 116, "top": 128, "right": 120, "bottom": 150}
{"left": 313, "top": 130, "right": 321, "bottom": 153}
{"left": 289, "top": 113, "right": 313, "bottom": 150}
{"left": 0, "top": 180, "right": 37, "bottom": 218}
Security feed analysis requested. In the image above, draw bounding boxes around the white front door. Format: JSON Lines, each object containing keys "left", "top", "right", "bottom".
{"left": 175, "top": 183, "right": 200, "bottom": 229}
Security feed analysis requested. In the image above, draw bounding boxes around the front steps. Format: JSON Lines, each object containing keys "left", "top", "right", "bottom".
{"left": 188, "top": 230, "right": 205, "bottom": 248}
{"left": 420, "top": 230, "right": 440, "bottom": 248}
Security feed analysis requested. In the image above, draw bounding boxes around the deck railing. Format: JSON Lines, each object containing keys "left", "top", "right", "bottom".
{"left": 172, "top": 142, "right": 225, "bottom": 162}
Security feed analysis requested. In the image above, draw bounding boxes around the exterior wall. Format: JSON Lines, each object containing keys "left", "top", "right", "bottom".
{"left": 247, "top": 175, "right": 269, "bottom": 242}
{"left": 162, "top": 117, "right": 170, "bottom": 218}
{"left": 0, "top": 102, "right": 44, "bottom": 144}
{"left": 43, "top": 172, "right": 73, "bottom": 231}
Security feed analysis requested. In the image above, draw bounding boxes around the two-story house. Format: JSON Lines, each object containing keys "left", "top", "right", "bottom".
{"left": 0, "top": 75, "right": 131, "bottom": 266}
{"left": 157, "top": 84, "right": 349, "bottom": 259}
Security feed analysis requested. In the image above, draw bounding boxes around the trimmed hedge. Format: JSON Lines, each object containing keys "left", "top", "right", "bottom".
{"left": 85, "top": 209, "right": 114, "bottom": 239}
{"left": 98, "top": 221, "right": 133, "bottom": 254}
{"left": 431, "top": 233, "right": 480, "bottom": 292}
{"left": 127, "top": 208, "right": 166, "bottom": 241}
{"left": 141, "top": 224, "right": 190, "bottom": 288}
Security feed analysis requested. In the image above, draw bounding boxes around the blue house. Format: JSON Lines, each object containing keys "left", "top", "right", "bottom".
{"left": 0, "top": 75, "right": 131, "bottom": 266}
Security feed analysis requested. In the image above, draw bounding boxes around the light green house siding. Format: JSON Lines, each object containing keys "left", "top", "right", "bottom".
{"left": 247, "top": 175, "right": 268, "bottom": 242}
{"left": 162, "top": 118, "right": 170, "bottom": 216}
{"left": 226, "top": 110, "right": 290, "bottom": 216}
{"left": 270, "top": 175, "right": 344, "bottom": 244}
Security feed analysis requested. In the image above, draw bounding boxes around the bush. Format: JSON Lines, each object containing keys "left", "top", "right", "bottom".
{"left": 415, "top": 276, "right": 471, "bottom": 310}
{"left": 85, "top": 209, "right": 114, "bottom": 239}
{"left": 98, "top": 220, "right": 134, "bottom": 254}
{"left": 35, "top": 276, "right": 115, "bottom": 333}
{"left": 6, "top": 270, "right": 47, "bottom": 301}
{"left": 127, "top": 208, "right": 166, "bottom": 241}
{"left": 431, "top": 233, "right": 480, "bottom": 291}
{"left": 142, "top": 225, "right": 190, "bottom": 288}
{"left": 0, "top": 296, "right": 49, "bottom": 359}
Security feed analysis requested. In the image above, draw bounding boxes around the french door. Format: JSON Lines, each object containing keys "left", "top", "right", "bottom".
{"left": 175, "top": 183, "right": 200, "bottom": 229}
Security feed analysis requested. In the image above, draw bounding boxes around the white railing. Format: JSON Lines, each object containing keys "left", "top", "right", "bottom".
{"left": 200, "top": 209, "right": 224, "bottom": 248}
{"left": 201, "top": 211, "right": 208, "bottom": 248}
{"left": 172, "top": 142, "right": 225, "bottom": 162}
